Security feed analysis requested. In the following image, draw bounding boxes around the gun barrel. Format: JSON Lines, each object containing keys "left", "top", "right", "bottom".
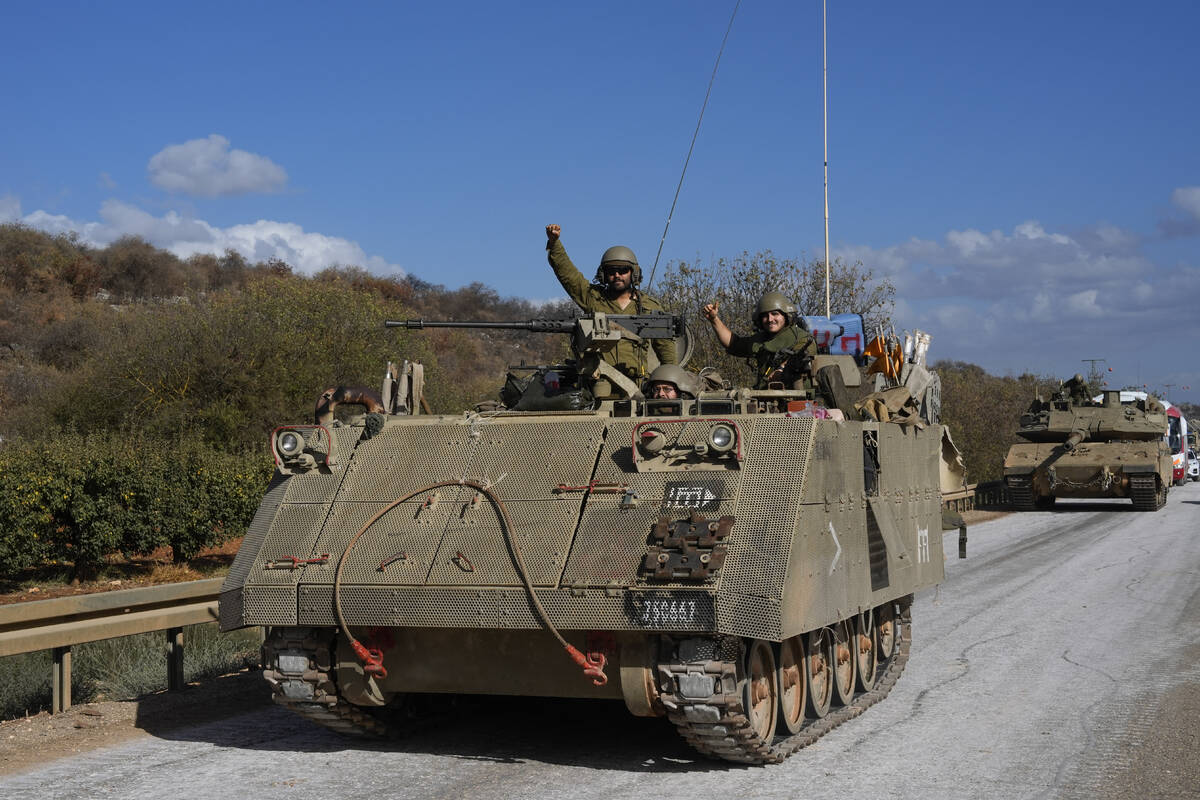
{"left": 384, "top": 319, "right": 573, "bottom": 332}
{"left": 1063, "top": 429, "right": 1088, "bottom": 451}
{"left": 385, "top": 313, "right": 680, "bottom": 338}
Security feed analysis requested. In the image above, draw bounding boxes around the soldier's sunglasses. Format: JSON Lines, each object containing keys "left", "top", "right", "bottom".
{"left": 603, "top": 266, "right": 632, "bottom": 276}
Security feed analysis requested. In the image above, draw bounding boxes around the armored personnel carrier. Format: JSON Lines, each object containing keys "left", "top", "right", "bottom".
{"left": 1002, "top": 377, "right": 1171, "bottom": 511}
{"left": 220, "top": 312, "right": 949, "bottom": 764}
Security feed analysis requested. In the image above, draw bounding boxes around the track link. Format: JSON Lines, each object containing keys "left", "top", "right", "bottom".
{"left": 262, "top": 626, "right": 395, "bottom": 739}
{"left": 661, "top": 600, "right": 913, "bottom": 764}
{"left": 1006, "top": 475, "right": 1036, "bottom": 511}
{"left": 277, "top": 696, "right": 394, "bottom": 738}
{"left": 1129, "top": 474, "right": 1166, "bottom": 511}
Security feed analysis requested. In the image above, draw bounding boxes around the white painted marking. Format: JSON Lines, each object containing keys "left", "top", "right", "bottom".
{"left": 828, "top": 521, "right": 842, "bottom": 575}
{"left": 917, "top": 526, "right": 930, "bottom": 563}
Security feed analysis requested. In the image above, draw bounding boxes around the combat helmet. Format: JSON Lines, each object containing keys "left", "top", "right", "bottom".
{"left": 753, "top": 291, "right": 798, "bottom": 330}
{"left": 593, "top": 245, "right": 643, "bottom": 287}
{"left": 644, "top": 363, "right": 699, "bottom": 399}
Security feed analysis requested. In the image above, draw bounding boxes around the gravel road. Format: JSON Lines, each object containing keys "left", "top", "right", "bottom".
{"left": 3, "top": 483, "right": 1198, "bottom": 800}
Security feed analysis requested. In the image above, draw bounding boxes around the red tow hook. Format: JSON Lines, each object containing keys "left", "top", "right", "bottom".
{"left": 564, "top": 644, "right": 609, "bottom": 686}
{"left": 351, "top": 640, "right": 388, "bottom": 680}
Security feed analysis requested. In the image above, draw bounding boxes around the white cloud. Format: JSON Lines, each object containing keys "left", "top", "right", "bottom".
{"left": 1170, "top": 186, "right": 1200, "bottom": 220}
{"left": 0, "top": 194, "right": 20, "bottom": 222}
{"left": 19, "top": 200, "right": 402, "bottom": 277}
{"left": 824, "top": 213, "right": 1200, "bottom": 382}
{"left": 1064, "top": 289, "right": 1103, "bottom": 317}
{"left": 147, "top": 134, "right": 287, "bottom": 197}
{"left": 1029, "top": 291, "right": 1051, "bottom": 322}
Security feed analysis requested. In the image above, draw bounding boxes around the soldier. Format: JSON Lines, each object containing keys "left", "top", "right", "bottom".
{"left": 1064, "top": 373, "right": 1091, "bottom": 404}
{"left": 701, "top": 291, "right": 817, "bottom": 389}
{"left": 546, "top": 224, "right": 676, "bottom": 381}
{"left": 643, "top": 363, "right": 699, "bottom": 400}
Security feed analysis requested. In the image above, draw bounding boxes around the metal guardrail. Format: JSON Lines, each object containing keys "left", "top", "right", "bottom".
{"left": 942, "top": 480, "right": 1013, "bottom": 513}
{"left": 942, "top": 483, "right": 976, "bottom": 513}
{"left": 0, "top": 578, "right": 223, "bottom": 713}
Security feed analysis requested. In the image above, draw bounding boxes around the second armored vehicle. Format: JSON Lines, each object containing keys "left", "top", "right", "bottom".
{"left": 1003, "top": 378, "right": 1172, "bottom": 511}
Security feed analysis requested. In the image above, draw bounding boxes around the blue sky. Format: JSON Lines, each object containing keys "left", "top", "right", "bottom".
{"left": 3, "top": 1, "right": 1198, "bottom": 404}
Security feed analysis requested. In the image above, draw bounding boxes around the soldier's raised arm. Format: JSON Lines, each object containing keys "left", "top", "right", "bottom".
{"left": 545, "top": 223, "right": 592, "bottom": 310}
{"left": 702, "top": 302, "right": 734, "bottom": 349}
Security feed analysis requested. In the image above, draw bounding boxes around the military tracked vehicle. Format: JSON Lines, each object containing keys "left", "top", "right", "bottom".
{"left": 220, "top": 312, "right": 950, "bottom": 764}
{"left": 1002, "top": 378, "right": 1172, "bottom": 511}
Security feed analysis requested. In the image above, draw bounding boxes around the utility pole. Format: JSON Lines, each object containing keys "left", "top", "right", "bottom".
{"left": 1162, "top": 383, "right": 1176, "bottom": 401}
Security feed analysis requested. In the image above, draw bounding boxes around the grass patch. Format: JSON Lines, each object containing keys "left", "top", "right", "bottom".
{"left": 0, "top": 623, "right": 262, "bottom": 720}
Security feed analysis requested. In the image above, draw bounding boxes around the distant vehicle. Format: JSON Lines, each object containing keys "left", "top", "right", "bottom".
{"left": 1004, "top": 385, "right": 1172, "bottom": 511}
{"left": 1165, "top": 405, "right": 1188, "bottom": 485}
{"left": 1187, "top": 449, "right": 1199, "bottom": 482}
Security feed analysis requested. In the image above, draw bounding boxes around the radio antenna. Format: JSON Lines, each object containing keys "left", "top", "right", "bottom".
{"left": 822, "top": 0, "right": 831, "bottom": 318}
{"left": 645, "top": 0, "right": 741, "bottom": 290}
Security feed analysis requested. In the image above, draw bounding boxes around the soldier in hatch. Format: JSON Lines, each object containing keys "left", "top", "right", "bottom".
{"left": 701, "top": 292, "right": 817, "bottom": 389}
{"left": 1064, "top": 373, "right": 1091, "bottom": 404}
{"left": 644, "top": 363, "right": 699, "bottom": 400}
{"left": 643, "top": 364, "right": 699, "bottom": 416}
{"left": 546, "top": 224, "right": 676, "bottom": 381}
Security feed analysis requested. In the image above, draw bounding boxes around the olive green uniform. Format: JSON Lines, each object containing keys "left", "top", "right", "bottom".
{"left": 727, "top": 325, "right": 817, "bottom": 389}
{"left": 547, "top": 240, "right": 677, "bottom": 379}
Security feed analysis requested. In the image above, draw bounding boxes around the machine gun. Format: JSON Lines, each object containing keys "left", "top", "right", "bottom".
{"left": 388, "top": 313, "right": 681, "bottom": 340}
{"left": 386, "top": 312, "right": 691, "bottom": 400}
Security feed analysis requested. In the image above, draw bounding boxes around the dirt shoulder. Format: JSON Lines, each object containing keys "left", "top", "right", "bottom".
{"left": 961, "top": 509, "right": 1009, "bottom": 525}
{"left": 0, "top": 669, "right": 271, "bottom": 777}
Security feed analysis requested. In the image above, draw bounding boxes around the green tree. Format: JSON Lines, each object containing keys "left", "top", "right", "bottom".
{"left": 46, "top": 275, "right": 433, "bottom": 451}
{"left": 0, "top": 432, "right": 271, "bottom": 579}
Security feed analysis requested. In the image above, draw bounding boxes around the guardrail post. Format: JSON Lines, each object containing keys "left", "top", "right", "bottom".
{"left": 52, "top": 645, "right": 71, "bottom": 713}
{"left": 167, "top": 627, "right": 185, "bottom": 691}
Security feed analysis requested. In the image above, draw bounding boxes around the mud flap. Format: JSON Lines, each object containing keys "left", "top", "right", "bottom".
{"left": 866, "top": 496, "right": 913, "bottom": 588}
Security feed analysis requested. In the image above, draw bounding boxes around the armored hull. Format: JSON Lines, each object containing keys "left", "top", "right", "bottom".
{"left": 221, "top": 387, "right": 945, "bottom": 763}
{"left": 1003, "top": 389, "right": 1171, "bottom": 511}
{"left": 1003, "top": 441, "right": 1170, "bottom": 509}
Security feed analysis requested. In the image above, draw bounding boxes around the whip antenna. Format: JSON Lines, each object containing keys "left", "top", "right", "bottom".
{"left": 823, "top": 0, "right": 831, "bottom": 318}
{"left": 645, "top": 0, "right": 741, "bottom": 290}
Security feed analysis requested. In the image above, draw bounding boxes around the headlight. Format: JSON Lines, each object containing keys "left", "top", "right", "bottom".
{"left": 277, "top": 430, "right": 304, "bottom": 457}
{"left": 709, "top": 424, "right": 735, "bottom": 453}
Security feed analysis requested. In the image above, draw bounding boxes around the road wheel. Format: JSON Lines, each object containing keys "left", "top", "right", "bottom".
{"left": 877, "top": 603, "right": 898, "bottom": 662}
{"left": 805, "top": 628, "right": 834, "bottom": 719}
{"left": 832, "top": 620, "right": 857, "bottom": 706}
{"left": 855, "top": 610, "right": 878, "bottom": 692}
{"left": 776, "top": 636, "right": 807, "bottom": 735}
{"left": 743, "top": 640, "right": 778, "bottom": 743}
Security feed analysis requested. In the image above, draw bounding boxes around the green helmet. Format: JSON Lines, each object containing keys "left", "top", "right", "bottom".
{"left": 753, "top": 291, "right": 798, "bottom": 330}
{"left": 594, "top": 245, "right": 643, "bottom": 287}
{"left": 643, "top": 363, "right": 699, "bottom": 399}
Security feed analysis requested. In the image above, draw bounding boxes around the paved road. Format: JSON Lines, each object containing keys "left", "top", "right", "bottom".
{"left": 5, "top": 483, "right": 1199, "bottom": 800}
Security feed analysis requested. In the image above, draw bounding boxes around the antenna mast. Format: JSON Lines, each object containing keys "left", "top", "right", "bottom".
{"left": 822, "top": 0, "right": 831, "bottom": 318}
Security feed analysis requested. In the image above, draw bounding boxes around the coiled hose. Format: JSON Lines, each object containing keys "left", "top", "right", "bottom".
{"left": 332, "top": 479, "right": 607, "bottom": 685}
